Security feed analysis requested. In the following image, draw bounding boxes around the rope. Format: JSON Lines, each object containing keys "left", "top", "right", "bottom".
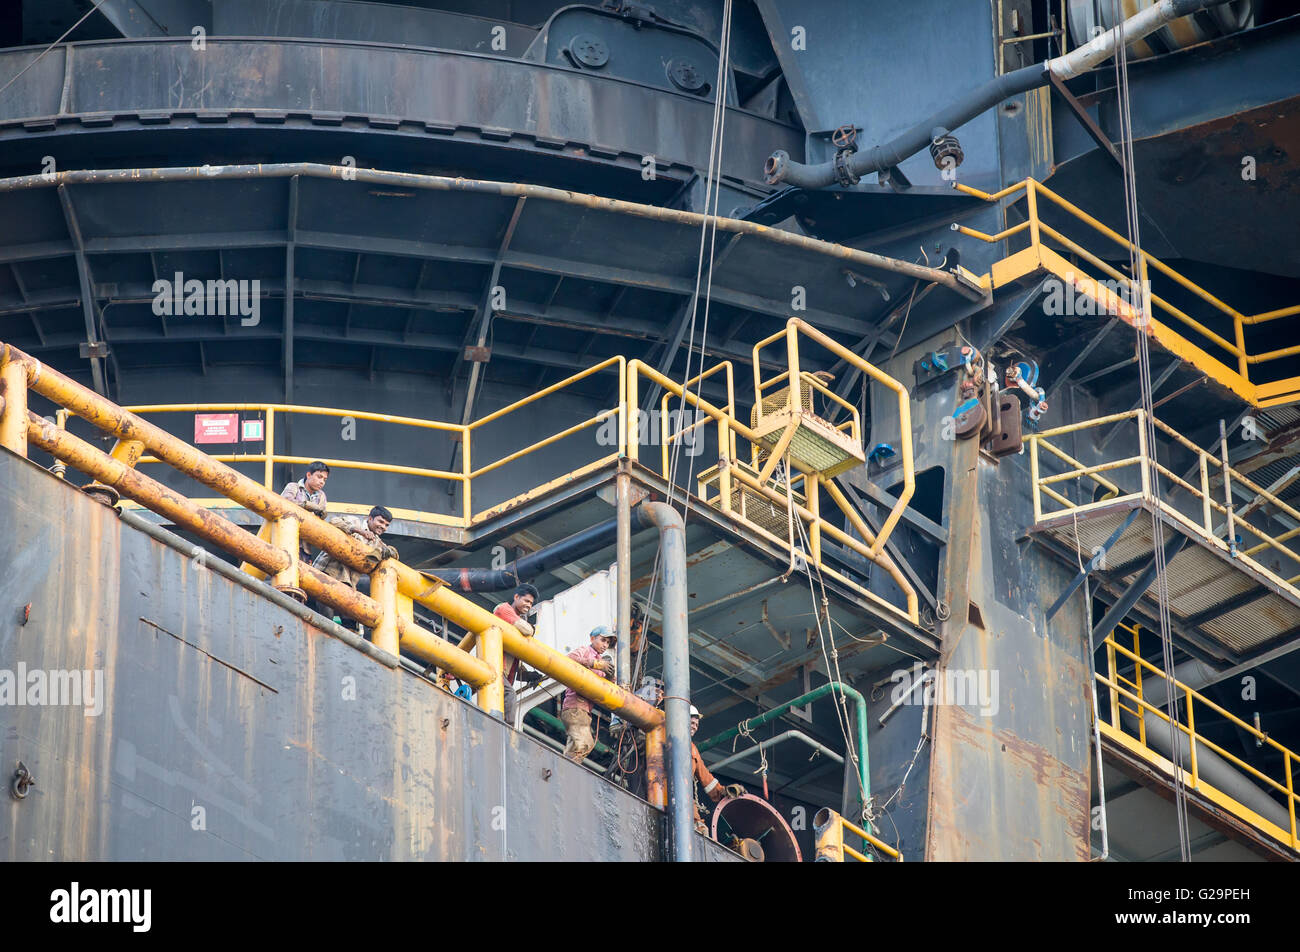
{"left": 1108, "top": 0, "right": 1191, "bottom": 861}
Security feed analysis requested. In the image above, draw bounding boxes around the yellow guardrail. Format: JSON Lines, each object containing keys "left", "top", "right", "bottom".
{"left": 1098, "top": 624, "right": 1299, "bottom": 853}
{"left": 630, "top": 318, "right": 919, "bottom": 625}
{"left": 97, "top": 357, "right": 626, "bottom": 530}
{"left": 955, "top": 178, "right": 1300, "bottom": 408}
{"left": 1029, "top": 409, "right": 1300, "bottom": 602}
{"left": 813, "top": 807, "right": 902, "bottom": 862}
{"left": 47, "top": 319, "right": 918, "bottom": 625}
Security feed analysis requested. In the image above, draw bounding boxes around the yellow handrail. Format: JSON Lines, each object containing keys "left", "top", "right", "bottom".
{"left": 1029, "top": 411, "right": 1300, "bottom": 604}
{"left": 954, "top": 177, "right": 1300, "bottom": 408}
{"left": 1099, "top": 627, "right": 1299, "bottom": 852}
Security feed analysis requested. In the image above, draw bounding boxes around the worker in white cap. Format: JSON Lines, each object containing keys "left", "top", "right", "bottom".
{"left": 689, "top": 705, "right": 746, "bottom": 835}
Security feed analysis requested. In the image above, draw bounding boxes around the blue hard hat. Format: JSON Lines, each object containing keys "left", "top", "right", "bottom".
{"left": 590, "top": 624, "right": 616, "bottom": 644}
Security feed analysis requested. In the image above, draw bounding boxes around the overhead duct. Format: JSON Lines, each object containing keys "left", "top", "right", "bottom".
{"left": 765, "top": 0, "right": 1243, "bottom": 189}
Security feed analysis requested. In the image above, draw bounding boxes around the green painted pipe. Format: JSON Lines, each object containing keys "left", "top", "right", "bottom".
{"left": 695, "top": 682, "right": 872, "bottom": 834}
{"left": 526, "top": 707, "right": 613, "bottom": 757}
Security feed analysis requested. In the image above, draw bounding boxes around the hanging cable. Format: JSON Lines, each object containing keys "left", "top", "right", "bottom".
{"left": 1108, "top": 0, "right": 1191, "bottom": 861}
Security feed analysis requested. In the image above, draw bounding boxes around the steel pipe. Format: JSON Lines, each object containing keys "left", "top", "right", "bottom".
{"left": 708, "top": 729, "right": 845, "bottom": 772}
{"left": 765, "top": 0, "right": 1236, "bottom": 189}
{"left": 639, "top": 501, "right": 694, "bottom": 863}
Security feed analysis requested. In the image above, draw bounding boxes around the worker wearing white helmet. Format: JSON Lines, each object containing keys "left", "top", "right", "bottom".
{"left": 688, "top": 705, "right": 746, "bottom": 835}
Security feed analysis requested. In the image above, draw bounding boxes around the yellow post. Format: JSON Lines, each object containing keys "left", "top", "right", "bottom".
{"left": 1136, "top": 410, "right": 1151, "bottom": 500}
{"left": 1186, "top": 689, "right": 1198, "bottom": 786}
{"left": 477, "top": 624, "right": 505, "bottom": 717}
{"left": 808, "top": 475, "right": 822, "bottom": 565}
{"left": 370, "top": 560, "right": 400, "bottom": 656}
{"left": 0, "top": 352, "right": 28, "bottom": 456}
{"left": 814, "top": 808, "right": 845, "bottom": 862}
{"left": 1106, "top": 637, "right": 1120, "bottom": 729}
{"left": 1199, "top": 454, "right": 1212, "bottom": 534}
{"left": 461, "top": 430, "right": 472, "bottom": 526}
{"left": 785, "top": 322, "right": 801, "bottom": 414}
{"left": 269, "top": 516, "right": 302, "bottom": 597}
{"left": 1234, "top": 315, "right": 1249, "bottom": 381}
{"left": 1030, "top": 436, "right": 1041, "bottom": 521}
{"left": 646, "top": 724, "right": 666, "bottom": 809}
{"left": 1026, "top": 179, "right": 1041, "bottom": 251}
{"left": 626, "top": 364, "right": 640, "bottom": 465}
{"left": 1286, "top": 755, "right": 1296, "bottom": 849}
{"left": 263, "top": 408, "right": 275, "bottom": 488}
{"left": 1134, "top": 627, "right": 1145, "bottom": 747}
{"left": 718, "top": 430, "right": 733, "bottom": 515}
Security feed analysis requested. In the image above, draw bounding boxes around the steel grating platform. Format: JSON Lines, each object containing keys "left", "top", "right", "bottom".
{"left": 1032, "top": 500, "right": 1300, "bottom": 656}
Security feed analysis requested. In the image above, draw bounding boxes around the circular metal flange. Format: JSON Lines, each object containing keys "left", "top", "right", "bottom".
{"left": 568, "top": 33, "right": 609, "bottom": 68}
{"left": 666, "top": 58, "right": 707, "bottom": 94}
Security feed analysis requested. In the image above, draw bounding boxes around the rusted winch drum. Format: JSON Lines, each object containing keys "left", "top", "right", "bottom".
{"left": 1067, "top": 0, "right": 1254, "bottom": 60}
{"left": 710, "top": 794, "right": 802, "bottom": 862}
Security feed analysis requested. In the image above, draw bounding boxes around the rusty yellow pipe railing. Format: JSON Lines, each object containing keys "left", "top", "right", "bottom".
{"left": 813, "top": 807, "right": 902, "bottom": 862}
{"left": 0, "top": 343, "right": 669, "bottom": 743}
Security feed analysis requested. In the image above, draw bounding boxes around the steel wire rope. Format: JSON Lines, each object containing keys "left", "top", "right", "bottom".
{"left": 1108, "top": 0, "right": 1191, "bottom": 860}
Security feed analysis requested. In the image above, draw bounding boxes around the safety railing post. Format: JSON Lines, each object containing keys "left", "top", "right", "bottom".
{"left": 1026, "top": 178, "right": 1041, "bottom": 252}
{"left": 785, "top": 322, "right": 801, "bottom": 413}
{"left": 263, "top": 408, "right": 275, "bottom": 488}
{"left": 627, "top": 364, "right": 640, "bottom": 466}
{"left": 477, "top": 624, "right": 504, "bottom": 717}
{"left": 717, "top": 418, "right": 733, "bottom": 514}
{"left": 461, "top": 429, "right": 472, "bottom": 527}
{"left": 1286, "top": 755, "right": 1297, "bottom": 850}
{"left": 370, "top": 561, "right": 400, "bottom": 656}
{"left": 1029, "top": 435, "right": 1041, "bottom": 521}
{"left": 1106, "top": 636, "right": 1119, "bottom": 730}
{"left": 808, "top": 475, "right": 822, "bottom": 565}
{"left": 1134, "top": 627, "right": 1145, "bottom": 747}
{"left": 814, "top": 808, "right": 846, "bottom": 862}
{"left": 0, "top": 352, "right": 28, "bottom": 456}
{"left": 646, "top": 724, "right": 666, "bottom": 810}
{"left": 1186, "top": 688, "right": 1198, "bottom": 787}
{"left": 1199, "top": 453, "right": 1212, "bottom": 535}
{"left": 1136, "top": 410, "right": 1151, "bottom": 500}
{"left": 1234, "top": 314, "right": 1249, "bottom": 381}
{"left": 269, "top": 516, "right": 304, "bottom": 601}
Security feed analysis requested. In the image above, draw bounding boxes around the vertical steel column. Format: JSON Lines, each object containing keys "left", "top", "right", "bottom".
{"left": 639, "top": 502, "right": 693, "bottom": 862}
{"left": 616, "top": 470, "right": 632, "bottom": 687}
{"left": 0, "top": 350, "right": 29, "bottom": 455}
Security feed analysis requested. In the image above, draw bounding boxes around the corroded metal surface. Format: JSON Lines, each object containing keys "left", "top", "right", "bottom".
{"left": 0, "top": 450, "right": 736, "bottom": 862}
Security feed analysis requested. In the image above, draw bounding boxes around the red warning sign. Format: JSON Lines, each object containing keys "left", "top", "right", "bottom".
{"left": 194, "top": 412, "right": 239, "bottom": 444}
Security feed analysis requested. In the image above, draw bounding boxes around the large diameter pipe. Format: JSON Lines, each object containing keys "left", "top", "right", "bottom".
{"left": 765, "top": 0, "right": 1236, "bottom": 189}
{"left": 640, "top": 501, "right": 694, "bottom": 863}
{"left": 9, "top": 347, "right": 380, "bottom": 573}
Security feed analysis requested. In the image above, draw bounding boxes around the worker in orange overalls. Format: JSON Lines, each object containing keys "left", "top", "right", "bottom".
{"left": 690, "top": 706, "right": 746, "bottom": 835}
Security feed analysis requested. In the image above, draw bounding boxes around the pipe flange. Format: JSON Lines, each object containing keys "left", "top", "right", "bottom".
{"left": 80, "top": 484, "right": 121, "bottom": 507}
{"left": 764, "top": 150, "right": 789, "bottom": 185}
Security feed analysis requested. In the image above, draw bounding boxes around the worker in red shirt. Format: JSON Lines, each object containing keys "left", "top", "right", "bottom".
{"left": 494, "top": 583, "right": 539, "bottom": 726}
{"left": 561, "top": 625, "right": 616, "bottom": 763}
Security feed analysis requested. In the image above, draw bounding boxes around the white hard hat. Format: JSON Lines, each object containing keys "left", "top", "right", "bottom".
{"left": 689, "top": 705, "right": 701, "bottom": 718}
